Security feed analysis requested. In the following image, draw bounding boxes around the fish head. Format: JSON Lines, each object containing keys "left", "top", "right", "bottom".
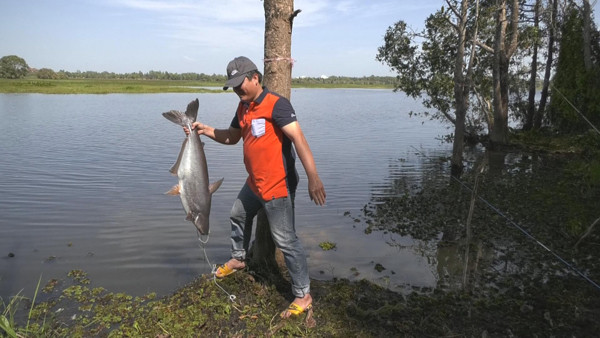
{"left": 193, "top": 213, "right": 209, "bottom": 235}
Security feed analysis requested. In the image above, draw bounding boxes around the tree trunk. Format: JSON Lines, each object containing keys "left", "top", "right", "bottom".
{"left": 524, "top": 0, "right": 540, "bottom": 131}
{"left": 451, "top": 0, "right": 474, "bottom": 176}
{"left": 263, "top": 0, "right": 297, "bottom": 99}
{"left": 535, "top": 0, "right": 557, "bottom": 129}
{"left": 582, "top": 0, "right": 592, "bottom": 71}
{"left": 490, "top": 0, "right": 508, "bottom": 145}
{"left": 249, "top": 0, "right": 298, "bottom": 277}
{"left": 489, "top": 0, "right": 519, "bottom": 146}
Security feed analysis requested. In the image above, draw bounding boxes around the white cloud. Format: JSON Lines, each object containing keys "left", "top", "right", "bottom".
{"left": 110, "top": 0, "right": 263, "bottom": 22}
{"left": 96, "top": 0, "right": 441, "bottom": 75}
{"left": 103, "top": 0, "right": 264, "bottom": 57}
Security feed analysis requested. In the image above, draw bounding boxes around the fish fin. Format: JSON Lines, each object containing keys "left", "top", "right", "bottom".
{"left": 185, "top": 98, "right": 199, "bottom": 123}
{"left": 169, "top": 138, "right": 188, "bottom": 175}
{"left": 209, "top": 178, "right": 224, "bottom": 195}
{"left": 162, "top": 110, "right": 188, "bottom": 126}
{"left": 165, "top": 184, "right": 180, "bottom": 195}
{"left": 185, "top": 212, "right": 193, "bottom": 221}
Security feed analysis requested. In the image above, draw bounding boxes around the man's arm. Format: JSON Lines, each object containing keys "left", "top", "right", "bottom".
{"left": 281, "top": 121, "right": 326, "bottom": 205}
{"left": 187, "top": 122, "right": 242, "bottom": 145}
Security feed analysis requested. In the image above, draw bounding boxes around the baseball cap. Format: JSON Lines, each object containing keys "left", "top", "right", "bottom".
{"left": 223, "top": 56, "right": 258, "bottom": 90}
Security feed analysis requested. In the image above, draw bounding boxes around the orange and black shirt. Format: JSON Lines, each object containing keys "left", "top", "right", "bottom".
{"left": 230, "top": 88, "right": 299, "bottom": 201}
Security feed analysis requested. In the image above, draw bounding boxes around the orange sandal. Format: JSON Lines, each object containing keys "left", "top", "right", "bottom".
{"left": 280, "top": 302, "right": 313, "bottom": 318}
{"left": 214, "top": 262, "right": 245, "bottom": 278}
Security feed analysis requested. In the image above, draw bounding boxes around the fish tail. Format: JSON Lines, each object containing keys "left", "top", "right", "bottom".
{"left": 184, "top": 98, "right": 199, "bottom": 122}
{"left": 162, "top": 99, "right": 199, "bottom": 126}
{"left": 162, "top": 110, "right": 189, "bottom": 127}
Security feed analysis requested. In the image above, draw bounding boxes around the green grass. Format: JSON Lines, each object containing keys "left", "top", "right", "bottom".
{"left": 1, "top": 276, "right": 44, "bottom": 338}
{"left": 0, "top": 77, "right": 394, "bottom": 94}
{"left": 0, "top": 78, "right": 224, "bottom": 94}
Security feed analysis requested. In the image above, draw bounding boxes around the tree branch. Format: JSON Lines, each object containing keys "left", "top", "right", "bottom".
{"left": 290, "top": 9, "right": 301, "bottom": 28}
{"left": 444, "top": 0, "right": 461, "bottom": 18}
{"left": 476, "top": 40, "right": 494, "bottom": 53}
{"left": 465, "top": 0, "right": 480, "bottom": 93}
{"left": 506, "top": 0, "right": 520, "bottom": 56}
{"left": 444, "top": 15, "right": 460, "bottom": 32}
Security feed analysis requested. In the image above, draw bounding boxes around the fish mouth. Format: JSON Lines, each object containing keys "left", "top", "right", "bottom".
{"left": 194, "top": 214, "right": 209, "bottom": 235}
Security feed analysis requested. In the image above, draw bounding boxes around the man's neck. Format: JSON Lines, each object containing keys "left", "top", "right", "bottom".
{"left": 252, "top": 86, "right": 264, "bottom": 102}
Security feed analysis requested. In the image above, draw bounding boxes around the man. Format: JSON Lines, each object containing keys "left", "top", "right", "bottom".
{"left": 185, "top": 56, "right": 326, "bottom": 318}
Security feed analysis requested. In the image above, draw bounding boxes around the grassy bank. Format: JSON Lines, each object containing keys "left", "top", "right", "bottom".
{"left": 4, "top": 260, "right": 599, "bottom": 337}
{"left": 0, "top": 78, "right": 394, "bottom": 94}
{"left": 0, "top": 78, "right": 223, "bottom": 94}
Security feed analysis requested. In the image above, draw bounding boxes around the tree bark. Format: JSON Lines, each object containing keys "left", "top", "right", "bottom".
{"left": 263, "top": 0, "right": 297, "bottom": 99}
{"left": 489, "top": 0, "right": 519, "bottom": 146}
{"left": 582, "top": 0, "right": 592, "bottom": 71}
{"left": 249, "top": 0, "right": 297, "bottom": 278}
{"left": 451, "top": 0, "right": 477, "bottom": 176}
{"left": 534, "top": 0, "right": 557, "bottom": 129}
{"left": 524, "top": 0, "right": 540, "bottom": 131}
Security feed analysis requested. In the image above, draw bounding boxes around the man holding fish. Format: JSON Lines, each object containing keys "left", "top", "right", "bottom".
{"left": 184, "top": 56, "right": 326, "bottom": 318}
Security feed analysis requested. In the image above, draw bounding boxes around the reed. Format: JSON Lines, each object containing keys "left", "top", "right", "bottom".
{"left": 0, "top": 276, "right": 44, "bottom": 338}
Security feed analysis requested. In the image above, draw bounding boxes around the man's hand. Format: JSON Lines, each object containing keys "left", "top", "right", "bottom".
{"left": 183, "top": 122, "right": 205, "bottom": 136}
{"left": 308, "top": 176, "right": 326, "bottom": 206}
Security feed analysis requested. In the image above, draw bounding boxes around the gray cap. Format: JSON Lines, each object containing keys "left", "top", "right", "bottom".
{"left": 223, "top": 56, "right": 258, "bottom": 90}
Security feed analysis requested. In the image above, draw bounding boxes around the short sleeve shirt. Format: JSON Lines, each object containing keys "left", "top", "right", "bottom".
{"left": 230, "top": 88, "right": 299, "bottom": 200}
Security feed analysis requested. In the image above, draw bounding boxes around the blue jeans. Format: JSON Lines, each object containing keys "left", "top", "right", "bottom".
{"left": 229, "top": 183, "right": 310, "bottom": 297}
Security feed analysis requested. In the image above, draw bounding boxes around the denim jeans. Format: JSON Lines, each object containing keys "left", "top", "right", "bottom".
{"left": 230, "top": 182, "right": 310, "bottom": 297}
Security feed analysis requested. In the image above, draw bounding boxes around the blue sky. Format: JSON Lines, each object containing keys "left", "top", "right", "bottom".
{"left": 1, "top": 0, "right": 599, "bottom": 77}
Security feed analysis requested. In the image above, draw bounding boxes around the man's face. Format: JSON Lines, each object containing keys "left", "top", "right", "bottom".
{"left": 233, "top": 73, "right": 260, "bottom": 102}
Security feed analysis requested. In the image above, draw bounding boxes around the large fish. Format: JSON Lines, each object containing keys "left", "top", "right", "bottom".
{"left": 162, "top": 98, "right": 223, "bottom": 235}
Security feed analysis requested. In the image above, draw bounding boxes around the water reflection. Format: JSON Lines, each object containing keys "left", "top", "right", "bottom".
{"left": 358, "top": 145, "right": 600, "bottom": 295}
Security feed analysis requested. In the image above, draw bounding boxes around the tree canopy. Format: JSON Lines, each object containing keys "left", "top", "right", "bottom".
{"left": 548, "top": 7, "right": 600, "bottom": 133}
{"left": 0, "top": 55, "right": 29, "bottom": 79}
{"left": 378, "top": 0, "right": 600, "bottom": 142}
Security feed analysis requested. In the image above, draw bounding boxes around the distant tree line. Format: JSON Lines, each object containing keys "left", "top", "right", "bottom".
{"left": 0, "top": 55, "right": 396, "bottom": 87}
{"left": 34, "top": 68, "right": 228, "bottom": 82}
{"left": 292, "top": 75, "right": 396, "bottom": 87}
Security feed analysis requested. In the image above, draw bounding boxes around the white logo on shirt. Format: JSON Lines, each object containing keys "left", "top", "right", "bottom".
{"left": 251, "top": 118, "right": 266, "bottom": 137}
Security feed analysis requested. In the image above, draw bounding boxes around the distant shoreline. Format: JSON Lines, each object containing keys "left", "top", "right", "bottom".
{"left": 0, "top": 78, "right": 394, "bottom": 94}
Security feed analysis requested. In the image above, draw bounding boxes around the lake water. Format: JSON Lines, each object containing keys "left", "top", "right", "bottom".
{"left": 0, "top": 89, "right": 452, "bottom": 300}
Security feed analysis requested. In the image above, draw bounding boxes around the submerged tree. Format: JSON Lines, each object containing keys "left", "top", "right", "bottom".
{"left": 377, "top": 0, "right": 484, "bottom": 174}
{"left": 476, "top": 0, "right": 520, "bottom": 146}
{"left": 375, "top": 0, "right": 600, "bottom": 151}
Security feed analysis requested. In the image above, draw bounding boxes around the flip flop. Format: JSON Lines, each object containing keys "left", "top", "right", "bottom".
{"left": 214, "top": 262, "right": 244, "bottom": 278}
{"left": 280, "top": 302, "right": 313, "bottom": 318}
